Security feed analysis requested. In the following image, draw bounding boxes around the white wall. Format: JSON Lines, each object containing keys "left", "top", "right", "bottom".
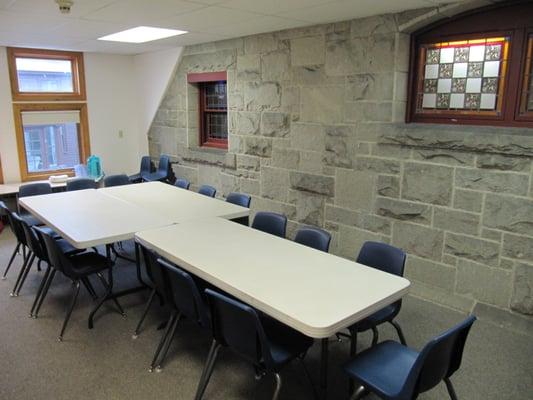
{"left": 0, "top": 46, "right": 181, "bottom": 183}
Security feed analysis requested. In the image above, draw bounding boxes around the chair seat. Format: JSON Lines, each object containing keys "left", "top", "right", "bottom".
{"left": 67, "top": 252, "right": 113, "bottom": 277}
{"left": 56, "top": 239, "right": 84, "bottom": 256}
{"left": 344, "top": 340, "right": 418, "bottom": 399}
{"left": 142, "top": 172, "right": 167, "bottom": 182}
{"left": 351, "top": 304, "right": 398, "bottom": 332}
{"left": 128, "top": 173, "right": 142, "bottom": 183}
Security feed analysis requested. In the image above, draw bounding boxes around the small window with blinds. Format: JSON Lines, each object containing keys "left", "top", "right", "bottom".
{"left": 12, "top": 104, "right": 90, "bottom": 181}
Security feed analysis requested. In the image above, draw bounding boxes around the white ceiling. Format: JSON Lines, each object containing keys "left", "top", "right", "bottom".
{"left": 0, "top": 0, "right": 463, "bottom": 55}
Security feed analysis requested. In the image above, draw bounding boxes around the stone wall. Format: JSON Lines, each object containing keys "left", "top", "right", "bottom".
{"left": 147, "top": 7, "right": 533, "bottom": 324}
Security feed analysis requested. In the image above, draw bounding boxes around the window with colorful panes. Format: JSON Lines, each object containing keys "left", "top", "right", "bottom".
{"left": 407, "top": 1, "right": 533, "bottom": 127}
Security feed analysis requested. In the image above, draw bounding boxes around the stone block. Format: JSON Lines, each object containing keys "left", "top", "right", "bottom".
{"left": 291, "top": 123, "right": 325, "bottom": 152}
{"left": 288, "top": 190, "right": 325, "bottom": 226}
{"left": 442, "top": 254, "right": 457, "bottom": 266}
{"left": 291, "top": 36, "right": 325, "bottom": 66}
{"left": 409, "top": 281, "right": 474, "bottom": 313}
{"left": 375, "top": 197, "right": 431, "bottom": 224}
{"left": 337, "top": 225, "right": 381, "bottom": 260}
{"left": 289, "top": 171, "right": 334, "bottom": 196}
{"left": 351, "top": 14, "right": 398, "bottom": 37}
{"left": 350, "top": 34, "right": 396, "bottom": 73}
{"left": 244, "top": 34, "right": 278, "bottom": 54}
{"left": 412, "top": 149, "right": 475, "bottom": 166}
{"left": 230, "top": 112, "right": 260, "bottom": 136}
{"left": 299, "top": 151, "right": 324, "bottom": 174}
{"left": 402, "top": 162, "right": 453, "bottom": 206}
{"left": 453, "top": 189, "right": 482, "bottom": 213}
{"left": 455, "top": 168, "right": 529, "bottom": 196}
{"left": 345, "top": 101, "right": 393, "bottom": 122}
{"left": 370, "top": 144, "right": 411, "bottom": 159}
{"left": 243, "top": 137, "right": 272, "bottom": 157}
{"left": 172, "top": 164, "right": 198, "bottom": 185}
{"left": 335, "top": 169, "right": 376, "bottom": 212}
{"left": 481, "top": 228, "right": 502, "bottom": 242}
{"left": 323, "top": 125, "right": 354, "bottom": 168}
{"left": 405, "top": 255, "right": 456, "bottom": 291}
{"left": 261, "top": 166, "right": 289, "bottom": 202}
{"left": 236, "top": 155, "right": 260, "bottom": 171}
{"left": 456, "top": 259, "right": 512, "bottom": 308}
{"left": 271, "top": 147, "right": 299, "bottom": 170}
{"left": 483, "top": 194, "right": 533, "bottom": 235}
{"left": 291, "top": 65, "right": 344, "bottom": 85}
{"left": 502, "top": 234, "right": 533, "bottom": 263}
{"left": 240, "top": 178, "right": 260, "bottom": 196}
{"left": 377, "top": 175, "right": 400, "bottom": 198}
{"left": 392, "top": 222, "right": 444, "bottom": 261}
{"left": 445, "top": 233, "right": 500, "bottom": 267}
{"left": 244, "top": 82, "right": 281, "bottom": 110}
{"left": 325, "top": 37, "right": 354, "bottom": 76}
{"left": 260, "top": 112, "right": 290, "bottom": 137}
{"left": 511, "top": 262, "right": 533, "bottom": 315}
{"left": 219, "top": 172, "right": 239, "bottom": 197}
{"left": 356, "top": 122, "right": 396, "bottom": 141}
{"left": 476, "top": 154, "right": 531, "bottom": 172}
{"left": 325, "top": 205, "right": 390, "bottom": 234}
{"left": 354, "top": 157, "right": 401, "bottom": 174}
{"left": 250, "top": 196, "right": 296, "bottom": 221}
{"left": 346, "top": 73, "right": 394, "bottom": 101}
{"left": 433, "top": 208, "right": 480, "bottom": 235}
{"left": 300, "top": 86, "right": 344, "bottom": 124}
{"left": 237, "top": 54, "right": 261, "bottom": 80}
{"left": 261, "top": 51, "right": 290, "bottom": 81}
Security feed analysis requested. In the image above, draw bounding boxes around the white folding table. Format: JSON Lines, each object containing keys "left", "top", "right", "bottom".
{"left": 135, "top": 217, "right": 410, "bottom": 399}
{"left": 99, "top": 181, "right": 249, "bottom": 223}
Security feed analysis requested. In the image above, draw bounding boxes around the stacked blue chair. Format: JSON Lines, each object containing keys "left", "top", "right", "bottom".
{"left": 129, "top": 156, "right": 154, "bottom": 183}
{"left": 344, "top": 315, "right": 476, "bottom": 400}
{"left": 143, "top": 155, "right": 172, "bottom": 183}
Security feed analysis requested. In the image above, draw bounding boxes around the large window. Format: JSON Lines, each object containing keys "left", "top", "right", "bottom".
{"left": 188, "top": 71, "right": 228, "bottom": 149}
{"left": 407, "top": 1, "right": 533, "bottom": 127}
{"left": 8, "top": 48, "right": 90, "bottom": 181}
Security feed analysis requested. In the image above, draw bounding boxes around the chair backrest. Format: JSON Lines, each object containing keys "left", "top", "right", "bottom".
{"left": 67, "top": 178, "right": 96, "bottom": 191}
{"left": 175, "top": 178, "right": 190, "bottom": 190}
{"left": 356, "top": 241, "right": 406, "bottom": 277}
{"left": 139, "top": 244, "right": 172, "bottom": 303}
{"left": 18, "top": 216, "right": 48, "bottom": 261}
{"left": 226, "top": 192, "right": 251, "bottom": 208}
{"left": 7, "top": 212, "right": 29, "bottom": 246}
{"left": 33, "top": 226, "right": 73, "bottom": 275}
{"left": 405, "top": 315, "right": 477, "bottom": 398}
{"left": 198, "top": 185, "right": 216, "bottom": 197}
{"left": 157, "top": 155, "right": 171, "bottom": 174}
{"left": 140, "top": 156, "right": 153, "bottom": 174}
{"left": 18, "top": 182, "right": 52, "bottom": 198}
{"left": 104, "top": 174, "right": 130, "bottom": 187}
{"left": 251, "top": 212, "right": 287, "bottom": 238}
{"left": 205, "top": 289, "right": 274, "bottom": 369}
{"left": 294, "top": 226, "right": 331, "bottom": 252}
{"left": 158, "top": 258, "right": 210, "bottom": 328}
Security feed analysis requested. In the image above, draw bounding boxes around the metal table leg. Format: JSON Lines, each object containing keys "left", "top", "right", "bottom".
{"left": 319, "top": 338, "right": 329, "bottom": 400}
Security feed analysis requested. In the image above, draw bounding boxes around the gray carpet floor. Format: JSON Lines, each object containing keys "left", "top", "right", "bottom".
{"left": 0, "top": 228, "right": 531, "bottom": 400}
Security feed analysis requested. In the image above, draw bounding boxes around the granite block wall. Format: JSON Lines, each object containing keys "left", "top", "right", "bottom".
{"left": 147, "top": 7, "right": 533, "bottom": 327}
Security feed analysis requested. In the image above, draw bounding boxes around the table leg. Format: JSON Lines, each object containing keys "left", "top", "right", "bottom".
{"left": 134, "top": 241, "right": 147, "bottom": 286}
{"left": 319, "top": 338, "right": 329, "bottom": 400}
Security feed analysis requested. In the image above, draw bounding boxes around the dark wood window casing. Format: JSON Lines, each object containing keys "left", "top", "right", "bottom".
{"left": 407, "top": 1, "right": 533, "bottom": 128}
{"left": 188, "top": 71, "right": 228, "bottom": 149}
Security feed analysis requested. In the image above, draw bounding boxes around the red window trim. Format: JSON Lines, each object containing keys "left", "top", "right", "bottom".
{"left": 187, "top": 71, "right": 227, "bottom": 83}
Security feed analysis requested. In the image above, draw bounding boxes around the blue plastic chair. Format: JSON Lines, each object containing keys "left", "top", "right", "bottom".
{"left": 198, "top": 185, "right": 216, "bottom": 197}
{"left": 294, "top": 226, "right": 331, "bottom": 252}
{"left": 174, "top": 178, "right": 190, "bottom": 190}
{"left": 143, "top": 155, "right": 172, "bottom": 182}
{"left": 345, "top": 315, "right": 476, "bottom": 400}
{"left": 66, "top": 178, "right": 96, "bottom": 191}
{"left": 252, "top": 212, "right": 287, "bottom": 238}
{"left": 104, "top": 174, "right": 130, "bottom": 187}
{"left": 18, "top": 182, "right": 52, "bottom": 198}
{"left": 226, "top": 192, "right": 251, "bottom": 208}
{"left": 344, "top": 242, "right": 407, "bottom": 358}
{"left": 130, "top": 156, "right": 154, "bottom": 183}
{"left": 195, "top": 289, "right": 314, "bottom": 400}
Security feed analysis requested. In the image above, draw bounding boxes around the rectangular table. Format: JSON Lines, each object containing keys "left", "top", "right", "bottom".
{"left": 99, "top": 181, "right": 249, "bottom": 222}
{"left": 135, "top": 217, "right": 410, "bottom": 399}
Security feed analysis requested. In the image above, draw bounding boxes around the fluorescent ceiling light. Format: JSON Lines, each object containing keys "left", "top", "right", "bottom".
{"left": 98, "top": 26, "right": 187, "bottom": 43}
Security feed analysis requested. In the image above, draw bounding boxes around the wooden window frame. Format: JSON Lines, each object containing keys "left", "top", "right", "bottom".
{"left": 406, "top": 0, "right": 533, "bottom": 128}
{"left": 517, "top": 30, "right": 533, "bottom": 121}
{"left": 0, "top": 156, "right": 4, "bottom": 184}
{"left": 187, "top": 71, "right": 228, "bottom": 150}
{"left": 12, "top": 103, "right": 91, "bottom": 182}
{"left": 7, "top": 47, "right": 86, "bottom": 102}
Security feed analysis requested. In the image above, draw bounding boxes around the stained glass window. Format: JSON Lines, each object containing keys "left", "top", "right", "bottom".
{"left": 416, "top": 37, "right": 509, "bottom": 114}
{"left": 523, "top": 35, "right": 533, "bottom": 113}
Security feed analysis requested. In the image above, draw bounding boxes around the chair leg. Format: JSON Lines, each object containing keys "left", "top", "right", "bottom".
{"left": 34, "top": 270, "right": 57, "bottom": 318}
{"left": 132, "top": 288, "right": 156, "bottom": 339}
{"left": 350, "top": 385, "right": 366, "bottom": 400}
{"left": 37, "top": 259, "right": 42, "bottom": 272}
{"left": 10, "top": 251, "right": 33, "bottom": 296}
{"left": 390, "top": 320, "right": 407, "bottom": 345}
{"left": 272, "top": 373, "right": 282, "bottom": 400}
{"left": 154, "top": 312, "right": 182, "bottom": 372}
{"left": 29, "top": 265, "right": 51, "bottom": 317}
{"left": 149, "top": 312, "right": 177, "bottom": 372}
{"left": 81, "top": 277, "right": 98, "bottom": 300}
{"left": 16, "top": 253, "right": 36, "bottom": 296}
{"left": 58, "top": 281, "right": 81, "bottom": 342}
{"left": 444, "top": 378, "right": 458, "bottom": 400}
{"left": 195, "top": 340, "right": 222, "bottom": 400}
{"left": 371, "top": 326, "right": 379, "bottom": 346}
{"left": 2, "top": 242, "right": 21, "bottom": 279}
{"left": 348, "top": 329, "right": 358, "bottom": 394}
{"left": 96, "top": 271, "right": 125, "bottom": 316}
